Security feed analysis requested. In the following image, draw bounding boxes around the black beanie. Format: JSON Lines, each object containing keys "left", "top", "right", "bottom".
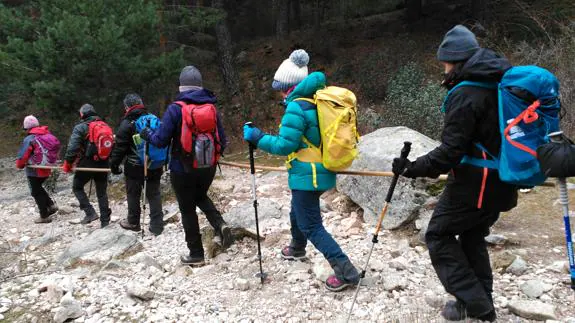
{"left": 437, "top": 25, "right": 480, "bottom": 62}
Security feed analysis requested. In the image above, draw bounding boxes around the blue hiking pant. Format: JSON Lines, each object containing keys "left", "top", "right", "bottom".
{"left": 290, "top": 190, "right": 359, "bottom": 283}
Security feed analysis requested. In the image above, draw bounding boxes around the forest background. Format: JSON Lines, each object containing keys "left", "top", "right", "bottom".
{"left": 0, "top": 0, "right": 573, "bottom": 156}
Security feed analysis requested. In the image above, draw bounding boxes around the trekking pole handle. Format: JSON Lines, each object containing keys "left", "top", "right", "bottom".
{"left": 385, "top": 142, "right": 411, "bottom": 203}
{"left": 245, "top": 122, "right": 256, "bottom": 175}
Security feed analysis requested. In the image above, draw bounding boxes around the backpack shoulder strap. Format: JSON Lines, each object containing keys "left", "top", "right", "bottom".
{"left": 293, "top": 98, "right": 316, "bottom": 111}
{"left": 174, "top": 101, "right": 187, "bottom": 108}
{"left": 441, "top": 81, "right": 499, "bottom": 113}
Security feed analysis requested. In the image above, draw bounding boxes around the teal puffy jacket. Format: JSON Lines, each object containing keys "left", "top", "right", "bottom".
{"left": 258, "top": 72, "right": 336, "bottom": 191}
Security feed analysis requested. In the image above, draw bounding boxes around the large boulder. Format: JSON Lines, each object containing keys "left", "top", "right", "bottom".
{"left": 58, "top": 228, "right": 142, "bottom": 267}
{"left": 337, "top": 127, "right": 441, "bottom": 228}
{"left": 223, "top": 198, "right": 289, "bottom": 234}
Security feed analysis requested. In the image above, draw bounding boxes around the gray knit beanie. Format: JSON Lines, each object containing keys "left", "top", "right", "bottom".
{"left": 123, "top": 93, "right": 143, "bottom": 108}
{"left": 272, "top": 49, "right": 310, "bottom": 91}
{"left": 179, "top": 66, "right": 203, "bottom": 87}
{"left": 79, "top": 104, "right": 96, "bottom": 117}
{"left": 437, "top": 25, "right": 480, "bottom": 62}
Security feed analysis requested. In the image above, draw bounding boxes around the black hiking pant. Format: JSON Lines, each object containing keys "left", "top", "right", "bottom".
{"left": 171, "top": 167, "right": 225, "bottom": 258}
{"left": 125, "top": 171, "right": 164, "bottom": 235}
{"left": 28, "top": 176, "right": 55, "bottom": 218}
{"left": 425, "top": 187, "right": 499, "bottom": 317}
{"left": 73, "top": 171, "right": 111, "bottom": 224}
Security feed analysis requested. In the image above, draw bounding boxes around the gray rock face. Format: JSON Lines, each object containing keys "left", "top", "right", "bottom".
{"left": 58, "top": 228, "right": 142, "bottom": 267}
{"left": 508, "top": 300, "right": 556, "bottom": 321}
{"left": 507, "top": 256, "right": 528, "bottom": 276}
{"left": 382, "top": 275, "right": 407, "bottom": 291}
{"left": 520, "top": 280, "right": 552, "bottom": 298}
{"left": 53, "top": 294, "right": 83, "bottom": 323}
{"left": 337, "top": 127, "right": 440, "bottom": 228}
{"left": 485, "top": 234, "right": 507, "bottom": 245}
{"left": 126, "top": 283, "right": 155, "bottom": 301}
{"left": 223, "top": 198, "right": 288, "bottom": 232}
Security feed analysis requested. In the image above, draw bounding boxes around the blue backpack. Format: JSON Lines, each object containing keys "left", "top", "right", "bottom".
{"left": 134, "top": 114, "right": 168, "bottom": 170}
{"left": 443, "top": 66, "right": 561, "bottom": 186}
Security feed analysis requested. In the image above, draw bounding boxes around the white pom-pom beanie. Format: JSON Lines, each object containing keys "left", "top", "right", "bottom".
{"left": 23, "top": 115, "right": 39, "bottom": 130}
{"left": 272, "top": 49, "right": 310, "bottom": 91}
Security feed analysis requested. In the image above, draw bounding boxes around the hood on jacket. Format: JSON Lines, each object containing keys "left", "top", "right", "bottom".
{"left": 28, "top": 126, "right": 50, "bottom": 135}
{"left": 124, "top": 105, "right": 147, "bottom": 119}
{"left": 457, "top": 48, "right": 512, "bottom": 83}
{"left": 81, "top": 111, "right": 100, "bottom": 121}
{"left": 176, "top": 88, "right": 217, "bottom": 104}
{"left": 286, "top": 72, "right": 327, "bottom": 102}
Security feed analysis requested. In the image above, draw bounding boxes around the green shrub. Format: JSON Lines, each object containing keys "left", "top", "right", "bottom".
{"left": 383, "top": 62, "right": 445, "bottom": 139}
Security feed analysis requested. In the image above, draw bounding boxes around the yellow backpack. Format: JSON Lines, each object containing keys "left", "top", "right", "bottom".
{"left": 294, "top": 86, "right": 360, "bottom": 172}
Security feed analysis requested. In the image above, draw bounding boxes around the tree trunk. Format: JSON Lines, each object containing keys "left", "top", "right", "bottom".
{"left": 212, "top": 0, "right": 240, "bottom": 98}
{"left": 276, "top": 0, "right": 289, "bottom": 39}
{"left": 405, "top": 0, "right": 422, "bottom": 22}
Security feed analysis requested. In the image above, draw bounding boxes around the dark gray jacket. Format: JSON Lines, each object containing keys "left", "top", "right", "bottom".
{"left": 64, "top": 113, "right": 109, "bottom": 168}
{"left": 109, "top": 107, "right": 163, "bottom": 179}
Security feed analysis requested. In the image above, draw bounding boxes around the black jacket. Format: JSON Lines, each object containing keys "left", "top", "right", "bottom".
{"left": 64, "top": 112, "right": 109, "bottom": 169}
{"left": 405, "top": 49, "right": 518, "bottom": 212}
{"left": 109, "top": 107, "right": 163, "bottom": 180}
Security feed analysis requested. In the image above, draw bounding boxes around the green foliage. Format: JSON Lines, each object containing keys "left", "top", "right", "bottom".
{"left": 0, "top": 0, "right": 184, "bottom": 121}
{"left": 383, "top": 62, "right": 445, "bottom": 139}
{"left": 359, "top": 52, "right": 390, "bottom": 102}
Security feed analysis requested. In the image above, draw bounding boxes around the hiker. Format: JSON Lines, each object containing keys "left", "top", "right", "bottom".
{"left": 392, "top": 25, "right": 518, "bottom": 321}
{"left": 16, "top": 115, "right": 60, "bottom": 223}
{"left": 243, "top": 49, "right": 360, "bottom": 292}
{"left": 63, "top": 104, "right": 113, "bottom": 228}
{"left": 139, "top": 65, "right": 232, "bottom": 266}
{"left": 109, "top": 94, "right": 164, "bottom": 236}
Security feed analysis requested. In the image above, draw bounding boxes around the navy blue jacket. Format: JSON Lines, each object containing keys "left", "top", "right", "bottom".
{"left": 145, "top": 89, "right": 227, "bottom": 173}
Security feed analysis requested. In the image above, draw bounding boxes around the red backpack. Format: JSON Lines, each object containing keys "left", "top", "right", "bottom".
{"left": 176, "top": 101, "right": 221, "bottom": 169}
{"left": 87, "top": 120, "right": 114, "bottom": 161}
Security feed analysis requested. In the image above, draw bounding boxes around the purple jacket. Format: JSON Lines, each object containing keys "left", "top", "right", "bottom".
{"left": 146, "top": 89, "right": 227, "bottom": 173}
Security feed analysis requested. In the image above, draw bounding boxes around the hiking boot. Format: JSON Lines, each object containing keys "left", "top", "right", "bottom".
{"left": 149, "top": 227, "right": 163, "bottom": 236}
{"left": 325, "top": 274, "right": 353, "bottom": 292}
{"left": 441, "top": 300, "right": 496, "bottom": 322}
{"left": 120, "top": 219, "right": 141, "bottom": 232}
{"left": 180, "top": 255, "right": 205, "bottom": 267}
{"left": 34, "top": 217, "right": 52, "bottom": 224}
{"left": 441, "top": 300, "right": 466, "bottom": 321}
{"left": 80, "top": 209, "right": 99, "bottom": 224}
{"left": 280, "top": 246, "right": 306, "bottom": 261}
{"left": 47, "top": 204, "right": 59, "bottom": 216}
{"left": 101, "top": 221, "right": 110, "bottom": 229}
{"left": 219, "top": 224, "right": 233, "bottom": 249}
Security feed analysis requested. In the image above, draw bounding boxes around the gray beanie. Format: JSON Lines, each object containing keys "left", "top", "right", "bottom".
{"left": 79, "top": 104, "right": 96, "bottom": 117}
{"left": 123, "top": 93, "right": 143, "bottom": 108}
{"left": 179, "top": 66, "right": 203, "bottom": 87}
{"left": 437, "top": 25, "right": 480, "bottom": 62}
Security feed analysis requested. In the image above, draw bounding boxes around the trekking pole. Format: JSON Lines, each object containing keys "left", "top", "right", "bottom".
{"left": 245, "top": 122, "right": 267, "bottom": 284}
{"left": 347, "top": 142, "right": 412, "bottom": 322}
{"left": 142, "top": 138, "right": 149, "bottom": 239}
{"left": 550, "top": 132, "right": 575, "bottom": 291}
{"left": 88, "top": 180, "right": 93, "bottom": 202}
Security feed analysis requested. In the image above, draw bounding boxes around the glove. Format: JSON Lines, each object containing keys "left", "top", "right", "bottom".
{"left": 243, "top": 124, "right": 265, "bottom": 146}
{"left": 132, "top": 133, "right": 144, "bottom": 146}
{"left": 140, "top": 127, "right": 153, "bottom": 142}
{"left": 392, "top": 157, "right": 409, "bottom": 176}
{"left": 111, "top": 164, "right": 123, "bottom": 175}
{"left": 62, "top": 161, "right": 74, "bottom": 173}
